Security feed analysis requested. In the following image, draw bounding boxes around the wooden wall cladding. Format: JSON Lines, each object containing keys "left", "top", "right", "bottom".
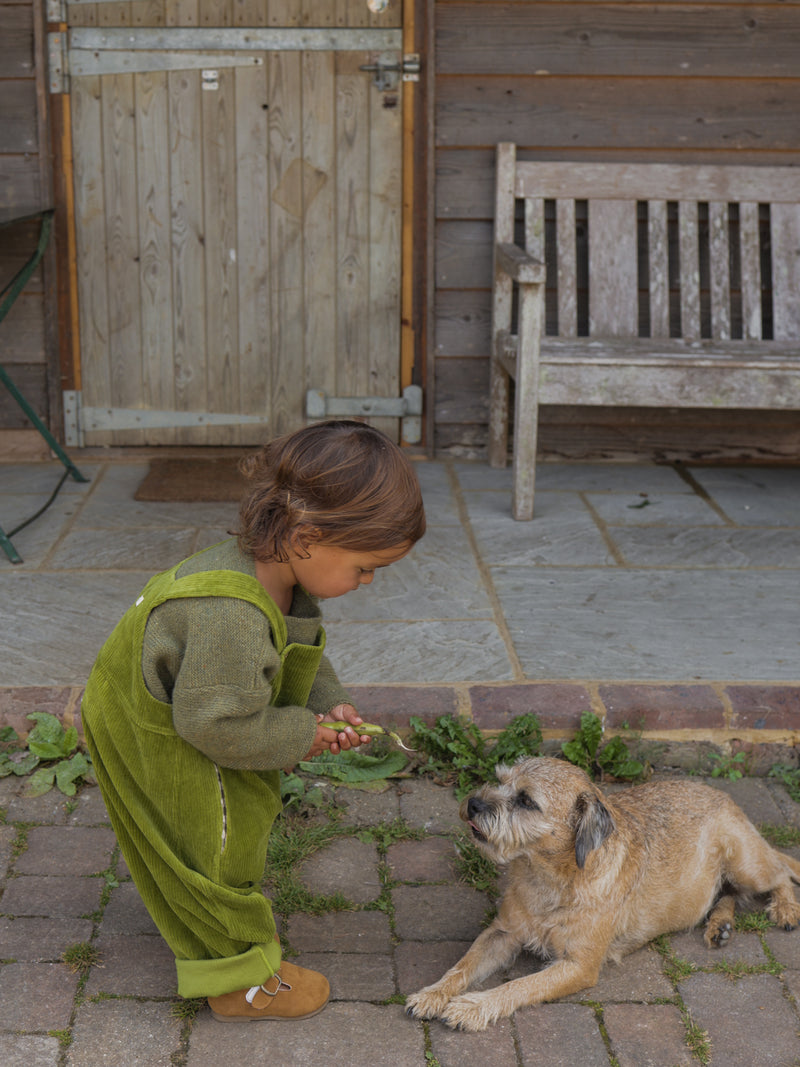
{"left": 433, "top": 0, "right": 800, "bottom": 457}
{"left": 1, "top": 0, "right": 51, "bottom": 439}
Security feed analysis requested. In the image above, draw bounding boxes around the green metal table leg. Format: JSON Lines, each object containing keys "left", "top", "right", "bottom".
{"left": 0, "top": 363, "right": 88, "bottom": 483}
{"left": 0, "top": 525, "right": 23, "bottom": 564}
{"left": 0, "top": 210, "right": 87, "bottom": 484}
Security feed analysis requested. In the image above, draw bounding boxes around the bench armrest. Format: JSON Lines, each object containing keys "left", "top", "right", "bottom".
{"left": 495, "top": 242, "right": 546, "bottom": 284}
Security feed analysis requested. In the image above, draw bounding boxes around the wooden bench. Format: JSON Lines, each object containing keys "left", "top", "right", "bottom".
{"left": 488, "top": 143, "right": 800, "bottom": 519}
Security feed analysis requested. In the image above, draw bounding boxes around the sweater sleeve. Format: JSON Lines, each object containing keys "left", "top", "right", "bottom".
{"left": 142, "top": 596, "right": 318, "bottom": 771}
{"left": 305, "top": 654, "right": 354, "bottom": 716}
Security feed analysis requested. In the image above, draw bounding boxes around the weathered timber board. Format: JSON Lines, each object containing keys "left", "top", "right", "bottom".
{"left": 0, "top": 8, "right": 34, "bottom": 78}
{"left": 436, "top": 148, "right": 800, "bottom": 221}
{"left": 436, "top": 3, "right": 800, "bottom": 78}
{"left": 0, "top": 81, "right": 38, "bottom": 154}
{"left": 435, "top": 78, "right": 800, "bottom": 150}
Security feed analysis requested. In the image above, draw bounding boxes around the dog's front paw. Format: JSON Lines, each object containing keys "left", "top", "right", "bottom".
{"left": 405, "top": 986, "right": 453, "bottom": 1021}
{"left": 768, "top": 895, "right": 800, "bottom": 932}
{"left": 440, "top": 992, "right": 499, "bottom": 1032}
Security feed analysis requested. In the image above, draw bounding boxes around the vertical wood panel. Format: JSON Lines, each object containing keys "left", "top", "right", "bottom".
{"left": 136, "top": 70, "right": 176, "bottom": 443}
{"left": 268, "top": 50, "right": 304, "bottom": 435}
{"left": 133, "top": 0, "right": 166, "bottom": 27}
{"left": 302, "top": 50, "right": 337, "bottom": 403}
{"left": 302, "top": 0, "right": 333, "bottom": 26}
{"left": 770, "top": 204, "right": 800, "bottom": 341}
{"left": 739, "top": 201, "right": 762, "bottom": 340}
{"left": 678, "top": 200, "right": 700, "bottom": 340}
{"left": 234, "top": 0, "right": 267, "bottom": 26}
{"left": 169, "top": 68, "right": 208, "bottom": 442}
{"left": 648, "top": 199, "right": 669, "bottom": 338}
{"left": 588, "top": 201, "right": 637, "bottom": 336}
{"left": 71, "top": 73, "right": 110, "bottom": 438}
{"left": 708, "top": 201, "right": 731, "bottom": 340}
{"left": 555, "top": 198, "right": 576, "bottom": 338}
{"left": 368, "top": 65, "right": 402, "bottom": 438}
{"left": 235, "top": 60, "right": 271, "bottom": 437}
{"left": 270, "top": 0, "right": 301, "bottom": 26}
{"left": 203, "top": 67, "right": 240, "bottom": 443}
{"left": 524, "top": 197, "right": 545, "bottom": 262}
{"left": 103, "top": 75, "right": 143, "bottom": 432}
{"left": 336, "top": 52, "right": 370, "bottom": 397}
{"left": 167, "top": 0, "right": 200, "bottom": 25}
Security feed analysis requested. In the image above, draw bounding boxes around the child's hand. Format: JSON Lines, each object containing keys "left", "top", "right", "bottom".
{"left": 307, "top": 704, "right": 373, "bottom": 758}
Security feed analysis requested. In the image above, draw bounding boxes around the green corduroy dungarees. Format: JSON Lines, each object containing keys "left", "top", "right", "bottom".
{"left": 82, "top": 561, "right": 325, "bottom": 998}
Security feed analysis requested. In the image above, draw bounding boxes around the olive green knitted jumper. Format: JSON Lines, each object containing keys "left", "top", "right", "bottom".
{"left": 82, "top": 540, "right": 344, "bottom": 998}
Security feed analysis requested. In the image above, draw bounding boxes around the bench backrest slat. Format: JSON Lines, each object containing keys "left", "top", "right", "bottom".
{"left": 500, "top": 146, "right": 800, "bottom": 344}
{"left": 588, "top": 200, "right": 638, "bottom": 337}
{"left": 513, "top": 161, "right": 800, "bottom": 203}
{"left": 772, "top": 204, "right": 800, "bottom": 340}
{"left": 556, "top": 199, "right": 578, "bottom": 338}
{"left": 739, "top": 202, "right": 762, "bottom": 340}
{"left": 709, "top": 202, "right": 731, "bottom": 341}
{"left": 648, "top": 200, "right": 670, "bottom": 338}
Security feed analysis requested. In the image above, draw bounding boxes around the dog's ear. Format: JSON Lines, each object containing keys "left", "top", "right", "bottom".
{"left": 573, "top": 791, "right": 615, "bottom": 869}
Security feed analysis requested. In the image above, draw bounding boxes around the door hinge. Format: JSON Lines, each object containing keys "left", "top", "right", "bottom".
{"left": 306, "top": 386, "right": 422, "bottom": 444}
{"left": 47, "top": 30, "right": 68, "bottom": 94}
{"left": 63, "top": 391, "right": 269, "bottom": 447}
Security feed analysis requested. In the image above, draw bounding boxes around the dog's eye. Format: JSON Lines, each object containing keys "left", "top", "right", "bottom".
{"left": 515, "top": 791, "right": 540, "bottom": 811}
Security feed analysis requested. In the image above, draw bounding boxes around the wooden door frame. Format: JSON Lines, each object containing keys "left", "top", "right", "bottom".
{"left": 404, "top": 0, "right": 434, "bottom": 453}
{"left": 48, "top": 0, "right": 434, "bottom": 451}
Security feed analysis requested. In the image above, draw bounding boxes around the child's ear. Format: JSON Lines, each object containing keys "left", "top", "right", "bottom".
{"left": 288, "top": 524, "right": 322, "bottom": 556}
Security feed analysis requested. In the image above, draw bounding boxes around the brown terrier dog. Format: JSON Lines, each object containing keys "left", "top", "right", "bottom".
{"left": 406, "top": 756, "right": 800, "bottom": 1032}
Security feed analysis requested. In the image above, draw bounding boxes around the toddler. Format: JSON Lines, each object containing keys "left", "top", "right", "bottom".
{"left": 81, "top": 420, "right": 426, "bottom": 1021}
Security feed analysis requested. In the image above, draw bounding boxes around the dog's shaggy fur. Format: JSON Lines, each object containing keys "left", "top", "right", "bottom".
{"left": 406, "top": 756, "right": 800, "bottom": 1031}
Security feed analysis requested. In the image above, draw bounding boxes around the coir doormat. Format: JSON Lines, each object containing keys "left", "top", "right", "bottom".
{"left": 134, "top": 457, "right": 250, "bottom": 502}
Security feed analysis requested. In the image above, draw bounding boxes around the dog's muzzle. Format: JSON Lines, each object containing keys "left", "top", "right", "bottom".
{"left": 465, "top": 796, "right": 490, "bottom": 842}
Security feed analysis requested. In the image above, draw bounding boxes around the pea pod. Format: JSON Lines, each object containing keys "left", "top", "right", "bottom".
{"left": 323, "top": 720, "right": 416, "bottom": 752}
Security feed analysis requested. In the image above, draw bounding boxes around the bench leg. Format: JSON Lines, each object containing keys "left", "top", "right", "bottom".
{"left": 488, "top": 347, "right": 510, "bottom": 469}
{"left": 511, "top": 281, "right": 544, "bottom": 521}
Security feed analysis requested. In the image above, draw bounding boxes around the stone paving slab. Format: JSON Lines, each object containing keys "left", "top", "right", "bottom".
{"left": 0, "top": 1034, "right": 62, "bottom": 1067}
{"left": 678, "top": 971, "right": 800, "bottom": 1067}
{"left": 428, "top": 1013, "right": 520, "bottom": 1067}
{"left": 514, "top": 1003, "right": 612, "bottom": 1067}
{"left": 67, "top": 999, "right": 182, "bottom": 1067}
{"left": 491, "top": 567, "right": 800, "bottom": 682}
{"left": 602, "top": 1003, "right": 694, "bottom": 1067}
{"left": 186, "top": 1003, "right": 426, "bottom": 1067}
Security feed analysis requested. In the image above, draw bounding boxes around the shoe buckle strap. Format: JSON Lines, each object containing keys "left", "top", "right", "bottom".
{"left": 246, "top": 972, "right": 293, "bottom": 1003}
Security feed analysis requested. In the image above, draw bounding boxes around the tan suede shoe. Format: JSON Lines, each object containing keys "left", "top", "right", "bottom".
{"left": 208, "top": 960, "right": 330, "bottom": 1022}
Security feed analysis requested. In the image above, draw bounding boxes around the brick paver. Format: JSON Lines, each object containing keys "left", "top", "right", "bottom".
{"left": 2, "top": 771, "right": 800, "bottom": 1065}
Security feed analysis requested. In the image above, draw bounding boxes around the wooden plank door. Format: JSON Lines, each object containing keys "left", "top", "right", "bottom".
{"left": 60, "top": 0, "right": 410, "bottom": 445}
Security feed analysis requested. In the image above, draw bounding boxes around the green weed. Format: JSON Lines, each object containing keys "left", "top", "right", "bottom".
{"left": 171, "top": 997, "right": 205, "bottom": 1021}
{"left": 0, "top": 714, "right": 95, "bottom": 797}
{"left": 708, "top": 750, "right": 748, "bottom": 781}
{"left": 453, "top": 835, "right": 499, "bottom": 896}
{"left": 409, "top": 713, "right": 543, "bottom": 799}
{"left": 769, "top": 763, "right": 800, "bottom": 804}
{"left": 62, "top": 941, "right": 100, "bottom": 976}
{"left": 562, "top": 711, "right": 645, "bottom": 781}
{"left": 759, "top": 823, "right": 800, "bottom": 849}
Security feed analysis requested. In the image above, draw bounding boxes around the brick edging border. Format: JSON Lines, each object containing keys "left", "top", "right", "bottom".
{"left": 3, "top": 681, "right": 798, "bottom": 745}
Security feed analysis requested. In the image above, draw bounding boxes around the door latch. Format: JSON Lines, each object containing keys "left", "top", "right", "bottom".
{"left": 359, "top": 53, "right": 420, "bottom": 92}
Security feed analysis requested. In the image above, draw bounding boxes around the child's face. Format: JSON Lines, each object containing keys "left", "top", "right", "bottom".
{"left": 289, "top": 540, "right": 411, "bottom": 599}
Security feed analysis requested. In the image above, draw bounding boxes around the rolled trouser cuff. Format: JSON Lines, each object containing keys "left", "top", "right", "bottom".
{"left": 176, "top": 940, "right": 281, "bottom": 998}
